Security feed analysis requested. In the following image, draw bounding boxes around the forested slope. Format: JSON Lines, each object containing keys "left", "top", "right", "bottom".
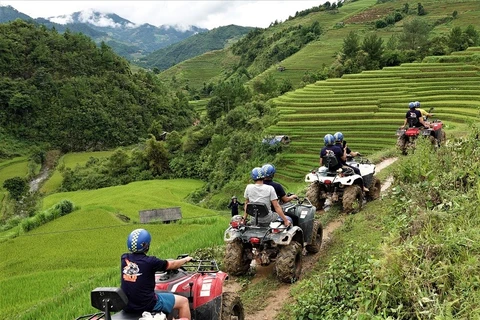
{"left": 0, "top": 20, "right": 194, "bottom": 152}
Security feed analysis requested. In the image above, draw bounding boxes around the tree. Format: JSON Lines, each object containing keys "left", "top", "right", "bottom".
{"left": 464, "top": 25, "right": 479, "bottom": 47}
{"left": 3, "top": 177, "right": 28, "bottom": 201}
{"left": 342, "top": 31, "right": 360, "bottom": 60}
{"left": 361, "top": 33, "right": 384, "bottom": 69}
{"left": 108, "top": 148, "right": 130, "bottom": 176}
{"left": 399, "top": 18, "right": 431, "bottom": 52}
{"left": 448, "top": 26, "right": 467, "bottom": 51}
{"left": 145, "top": 135, "right": 169, "bottom": 176}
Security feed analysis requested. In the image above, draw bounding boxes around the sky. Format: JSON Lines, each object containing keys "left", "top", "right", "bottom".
{"left": 1, "top": 1, "right": 327, "bottom": 30}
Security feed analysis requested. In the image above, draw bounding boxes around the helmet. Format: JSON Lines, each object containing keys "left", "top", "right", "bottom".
{"left": 262, "top": 163, "right": 276, "bottom": 178}
{"left": 127, "top": 229, "right": 151, "bottom": 253}
{"left": 408, "top": 102, "right": 415, "bottom": 109}
{"left": 333, "top": 132, "right": 344, "bottom": 143}
{"left": 251, "top": 167, "right": 265, "bottom": 181}
{"left": 231, "top": 196, "right": 237, "bottom": 199}
{"left": 415, "top": 101, "right": 420, "bottom": 107}
{"left": 323, "top": 134, "right": 335, "bottom": 146}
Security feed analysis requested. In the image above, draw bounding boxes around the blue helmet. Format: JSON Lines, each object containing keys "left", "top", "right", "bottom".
{"left": 127, "top": 229, "right": 151, "bottom": 253}
{"left": 408, "top": 102, "right": 416, "bottom": 109}
{"left": 415, "top": 101, "right": 420, "bottom": 107}
{"left": 251, "top": 167, "right": 265, "bottom": 181}
{"left": 324, "top": 134, "right": 335, "bottom": 146}
{"left": 333, "top": 132, "right": 344, "bottom": 143}
{"left": 262, "top": 163, "right": 276, "bottom": 178}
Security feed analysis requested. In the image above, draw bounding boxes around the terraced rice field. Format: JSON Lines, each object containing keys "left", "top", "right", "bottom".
{"left": 268, "top": 47, "right": 480, "bottom": 182}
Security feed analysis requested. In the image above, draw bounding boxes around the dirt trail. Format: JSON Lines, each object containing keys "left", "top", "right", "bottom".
{"left": 235, "top": 157, "right": 398, "bottom": 320}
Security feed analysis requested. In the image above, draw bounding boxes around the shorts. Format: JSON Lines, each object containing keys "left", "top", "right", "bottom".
{"left": 276, "top": 215, "right": 293, "bottom": 224}
{"left": 153, "top": 292, "right": 175, "bottom": 314}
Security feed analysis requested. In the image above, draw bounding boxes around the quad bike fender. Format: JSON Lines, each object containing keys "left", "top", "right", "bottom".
{"left": 432, "top": 122, "right": 443, "bottom": 130}
{"left": 224, "top": 226, "right": 242, "bottom": 242}
{"left": 269, "top": 226, "right": 304, "bottom": 246}
{"left": 282, "top": 203, "right": 316, "bottom": 244}
{"left": 305, "top": 171, "right": 319, "bottom": 183}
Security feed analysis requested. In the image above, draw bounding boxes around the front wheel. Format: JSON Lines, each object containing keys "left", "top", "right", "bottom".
{"left": 275, "top": 241, "right": 302, "bottom": 283}
{"left": 366, "top": 177, "right": 381, "bottom": 201}
{"left": 221, "top": 292, "right": 245, "bottom": 320}
{"left": 224, "top": 240, "right": 251, "bottom": 276}
{"left": 342, "top": 185, "right": 363, "bottom": 214}
{"left": 305, "top": 220, "right": 323, "bottom": 254}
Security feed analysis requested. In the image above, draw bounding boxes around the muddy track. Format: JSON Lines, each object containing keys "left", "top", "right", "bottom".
{"left": 227, "top": 157, "right": 398, "bottom": 320}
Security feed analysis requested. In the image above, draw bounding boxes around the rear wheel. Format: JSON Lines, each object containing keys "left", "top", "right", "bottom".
{"left": 224, "top": 240, "right": 251, "bottom": 276}
{"left": 396, "top": 136, "right": 407, "bottom": 155}
{"left": 275, "top": 241, "right": 302, "bottom": 283}
{"left": 221, "top": 292, "right": 245, "bottom": 320}
{"left": 366, "top": 177, "right": 381, "bottom": 201}
{"left": 306, "top": 182, "right": 326, "bottom": 211}
{"left": 342, "top": 185, "right": 363, "bottom": 214}
{"left": 305, "top": 220, "right": 323, "bottom": 254}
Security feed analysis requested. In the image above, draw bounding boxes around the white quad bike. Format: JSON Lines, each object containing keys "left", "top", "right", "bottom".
{"left": 305, "top": 154, "right": 381, "bottom": 213}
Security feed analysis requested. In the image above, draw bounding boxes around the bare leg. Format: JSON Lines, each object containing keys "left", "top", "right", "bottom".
{"left": 174, "top": 295, "right": 191, "bottom": 320}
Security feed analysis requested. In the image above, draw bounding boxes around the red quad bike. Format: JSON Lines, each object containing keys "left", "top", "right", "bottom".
{"left": 396, "top": 108, "right": 446, "bottom": 155}
{"left": 76, "top": 257, "right": 244, "bottom": 320}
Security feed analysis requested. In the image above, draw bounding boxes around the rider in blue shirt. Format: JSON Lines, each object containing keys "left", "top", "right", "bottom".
{"left": 320, "top": 134, "right": 345, "bottom": 171}
{"left": 121, "top": 229, "right": 192, "bottom": 319}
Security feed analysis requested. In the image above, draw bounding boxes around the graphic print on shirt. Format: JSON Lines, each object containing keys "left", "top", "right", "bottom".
{"left": 408, "top": 111, "right": 418, "bottom": 119}
{"left": 123, "top": 258, "right": 142, "bottom": 282}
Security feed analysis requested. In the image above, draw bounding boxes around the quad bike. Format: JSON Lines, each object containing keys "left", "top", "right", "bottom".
{"left": 223, "top": 198, "right": 322, "bottom": 283}
{"left": 305, "top": 154, "right": 381, "bottom": 214}
{"left": 76, "top": 257, "right": 244, "bottom": 320}
{"left": 396, "top": 108, "right": 446, "bottom": 155}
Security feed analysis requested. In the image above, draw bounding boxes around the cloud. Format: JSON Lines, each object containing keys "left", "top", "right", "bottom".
{"left": 2, "top": 1, "right": 325, "bottom": 29}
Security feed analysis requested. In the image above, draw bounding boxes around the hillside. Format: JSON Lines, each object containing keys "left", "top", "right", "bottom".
{"left": 158, "top": 0, "right": 480, "bottom": 92}
{"left": 139, "top": 24, "right": 253, "bottom": 71}
{"left": 268, "top": 47, "right": 480, "bottom": 182}
{"left": 0, "top": 20, "right": 195, "bottom": 152}
{"left": 2, "top": 0, "right": 480, "bottom": 319}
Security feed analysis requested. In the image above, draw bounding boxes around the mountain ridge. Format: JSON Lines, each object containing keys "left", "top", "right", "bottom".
{"left": 0, "top": 5, "right": 208, "bottom": 59}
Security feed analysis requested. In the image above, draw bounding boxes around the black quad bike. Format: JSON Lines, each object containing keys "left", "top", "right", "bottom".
{"left": 76, "top": 258, "right": 244, "bottom": 320}
{"left": 223, "top": 198, "right": 322, "bottom": 283}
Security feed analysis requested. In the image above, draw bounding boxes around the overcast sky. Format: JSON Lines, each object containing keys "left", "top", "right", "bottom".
{"left": 1, "top": 1, "right": 328, "bottom": 29}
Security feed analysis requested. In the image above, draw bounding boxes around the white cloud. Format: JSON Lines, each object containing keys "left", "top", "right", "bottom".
{"left": 2, "top": 1, "right": 327, "bottom": 29}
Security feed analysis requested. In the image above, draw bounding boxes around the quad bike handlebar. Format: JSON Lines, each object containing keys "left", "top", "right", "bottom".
{"left": 175, "top": 255, "right": 220, "bottom": 273}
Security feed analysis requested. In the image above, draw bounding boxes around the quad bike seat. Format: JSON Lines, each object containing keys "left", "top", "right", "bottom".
{"left": 246, "top": 202, "right": 270, "bottom": 226}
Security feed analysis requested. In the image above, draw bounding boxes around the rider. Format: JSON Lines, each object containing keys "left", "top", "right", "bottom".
{"left": 333, "top": 132, "right": 368, "bottom": 192}
{"left": 242, "top": 167, "right": 292, "bottom": 227}
{"left": 319, "top": 133, "right": 345, "bottom": 171}
{"left": 415, "top": 101, "right": 433, "bottom": 120}
{"left": 121, "top": 228, "right": 192, "bottom": 320}
{"left": 333, "top": 132, "right": 361, "bottom": 159}
{"left": 401, "top": 102, "right": 429, "bottom": 129}
{"left": 262, "top": 163, "right": 298, "bottom": 206}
